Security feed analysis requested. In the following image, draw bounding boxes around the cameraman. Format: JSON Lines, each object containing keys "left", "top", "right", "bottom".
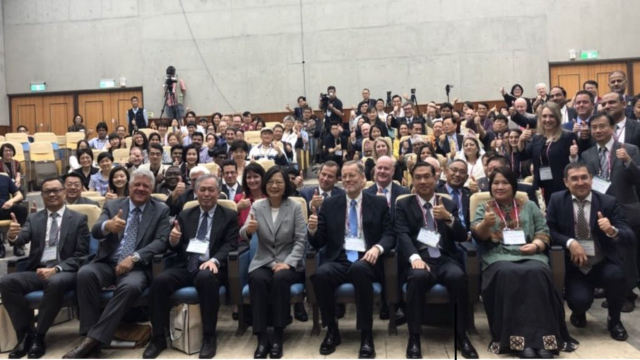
{"left": 319, "top": 85, "right": 344, "bottom": 133}
{"left": 163, "top": 65, "right": 186, "bottom": 120}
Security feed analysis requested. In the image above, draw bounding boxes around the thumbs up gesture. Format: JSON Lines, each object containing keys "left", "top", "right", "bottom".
{"left": 521, "top": 124, "right": 532, "bottom": 142}
{"left": 432, "top": 203, "right": 451, "bottom": 221}
{"left": 105, "top": 188, "right": 117, "bottom": 200}
{"left": 237, "top": 194, "right": 252, "bottom": 210}
{"left": 294, "top": 170, "right": 304, "bottom": 188}
{"left": 616, "top": 143, "right": 631, "bottom": 163}
{"left": 570, "top": 140, "right": 579, "bottom": 157}
{"left": 172, "top": 179, "right": 186, "bottom": 201}
{"left": 579, "top": 122, "right": 590, "bottom": 139}
{"left": 483, "top": 206, "right": 497, "bottom": 228}
{"left": 308, "top": 206, "right": 318, "bottom": 232}
{"left": 30, "top": 201, "right": 38, "bottom": 213}
{"left": 310, "top": 188, "right": 323, "bottom": 211}
{"left": 572, "top": 119, "right": 580, "bottom": 133}
{"left": 8, "top": 212, "right": 20, "bottom": 240}
{"left": 597, "top": 211, "right": 616, "bottom": 237}
{"left": 468, "top": 176, "right": 479, "bottom": 194}
{"left": 247, "top": 213, "right": 258, "bottom": 234}
{"left": 106, "top": 209, "right": 127, "bottom": 234}
{"left": 170, "top": 220, "right": 182, "bottom": 245}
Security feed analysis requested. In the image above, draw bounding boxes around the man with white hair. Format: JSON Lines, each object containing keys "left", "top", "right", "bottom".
{"left": 165, "top": 165, "right": 211, "bottom": 216}
{"left": 511, "top": 97, "right": 538, "bottom": 129}
{"left": 532, "top": 83, "right": 549, "bottom": 112}
{"left": 63, "top": 169, "right": 171, "bottom": 359}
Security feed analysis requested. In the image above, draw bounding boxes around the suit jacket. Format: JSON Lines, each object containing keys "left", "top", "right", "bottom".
{"left": 623, "top": 118, "right": 640, "bottom": 150}
{"left": 546, "top": 190, "right": 633, "bottom": 265}
{"left": 364, "top": 182, "right": 410, "bottom": 221}
{"left": 323, "top": 134, "right": 348, "bottom": 158}
{"left": 436, "top": 134, "right": 464, "bottom": 156}
{"left": 511, "top": 112, "right": 537, "bottom": 129}
{"left": 580, "top": 141, "right": 640, "bottom": 227}
{"left": 221, "top": 183, "right": 243, "bottom": 201}
{"left": 240, "top": 198, "right": 307, "bottom": 272}
{"left": 308, "top": 192, "right": 395, "bottom": 263}
{"left": 395, "top": 194, "right": 467, "bottom": 264}
{"left": 391, "top": 117, "right": 426, "bottom": 134}
{"left": 562, "top": 114, "right": 593, "bottom": 130}
{"left": 69, "top": 197, "right": 99, "bottom": 206}
{"left": 14, "top": 208, "right": 90, "bottom": 272}
{"left": 165, "top": 188, "right": 196, "bottom": 216}
{"left": 299, "top": 186, "right": 345, "bottom": 213}
{"left": 171, "top": 204, "right": 238, "bottom": 268}
{"left": 435, "top": 183, "right": 471, "bottom": 230}
{"left": 91, "top": 197, "right": 170, "bottom": 265}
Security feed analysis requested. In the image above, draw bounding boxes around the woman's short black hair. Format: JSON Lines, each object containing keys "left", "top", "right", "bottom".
{"left": 97, "top": 152, "right": 114, "bottom": 164}
{"left": 230, "top": 140, "right": 249, "bottom": 153}
{"left": 108, "top": 133, "right": 120, "bottom": 142}
{"left": 488, "top": 166, "right": 518, "bottom": 199}
{"left": 418, "top": 143, "right": 436, "bottom": 159}
{"left": 148, "top": 132, "right": 162, "bottom": 143}
{"left": 76, "top": 139, "right": 90, "bottom": 150}
{"left": 511, "top": 83, "right": 524, "bottom": 95}
{"left": 261, "top": 166, "right": 293, "bottom": 200}
{"left": 369, "top": 123, "right": 385, "bottom": 140}
{"left": 109, "top": 166, "right": 130, "bottom": 196}
{"left": 242, "top": 162, "right": 265, "bottom": 197}
{"left": 182, "top": 144, "right": 200, "bottom": 164}
{"left": 0, "top": 143, "right": 16, "bottom": 157}
{"left": 76, "top": 148, "right": 94, "bottom": 162}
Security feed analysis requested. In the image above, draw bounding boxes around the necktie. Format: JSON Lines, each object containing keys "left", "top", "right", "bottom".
{"left": 347, "top": 199, "right": 359, "bottom": 262}
{"left": 615, "top": 125, "right": 620, "bottom": 140}
{"left": 188, "top": 212, "right": 210, "bottom": 272}
{"left": 575, "top": 199, "right": 593, "bottom": 274}
{"left": 118, "top": 207, "right": 141, "bottom": 263}
{"left": 599, "top": 147, "right": 609, "bottom": 181}
{"left": 322, "top": 192, "right": 328, "bottom": 199}
{"left": 424, "top": 203, "right": 441, "bottom": 258}
{"left": 382, "top": 188, "right": 390, "bottom": 205}
{"left": 451, "top": 189, "right": 464, "bottom": 224}
{"left": 48, "top": 213, "right": 60, "bottom": 247}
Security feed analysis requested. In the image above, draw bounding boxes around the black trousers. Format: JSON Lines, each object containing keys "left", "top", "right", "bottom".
{"left": 76, "top": 262, "right": 149, "bottom": 345}
{"left": 149, "top": 267, "right": 226, "bottom": 338}
{"left": 405, "top": 255, "right": 468, "bottom": 336}
{"left": 0, "top": 271, "right": 76, "bottom": 336}
{"left": 565, "top": 260, "right": 625, "bottom": 323}
{"left": 312, "top": 254, "right": 381, "bottom": 331}
{"left": 249, "top": 267, "right": 304, "bottom": 334}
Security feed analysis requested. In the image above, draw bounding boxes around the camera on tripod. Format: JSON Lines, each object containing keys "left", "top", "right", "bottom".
{"left": 320, "top": 93, "right": 329, "bottom": 107}
{"left": 165, "top": 66, "right": 177, "bottom": 89}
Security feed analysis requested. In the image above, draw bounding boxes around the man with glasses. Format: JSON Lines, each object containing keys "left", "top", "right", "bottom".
{"left": 220, "top": 160, "right": 242, "bottom": 201}
{"left": 64, "top": 173, "right": 99, "bottom": 206}
{"left": 436, "top": 159, "right": 471, "bottom": 232}
{"left": 141, "top": 144, "right": 169, "bottom": 184}
{"left": 1, "top": 177, "right": 90, "bottom": 359}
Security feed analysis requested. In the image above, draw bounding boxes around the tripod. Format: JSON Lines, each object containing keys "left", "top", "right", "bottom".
{"left": 159, "top": 79, "right": 178, "bottom": 123}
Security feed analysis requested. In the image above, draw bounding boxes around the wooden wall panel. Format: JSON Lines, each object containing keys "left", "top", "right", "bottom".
{"left": 633, "top": 61, "right": 640, "bottom": 96}
{"left": 10, "top": 97, "right": 42, "bottom": 132}
{"left": 78, "top": 94, "right": 111, "bottom": 131}
{"left": 550, "top": 62, "right": 628, "bottom": 98}
{"left": 43, "top": 95, "right": 74, "bottom": 134}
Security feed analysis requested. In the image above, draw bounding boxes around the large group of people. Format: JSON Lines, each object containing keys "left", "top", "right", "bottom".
{"left": 1, "top": 70, "right": 640, "bottom": 360}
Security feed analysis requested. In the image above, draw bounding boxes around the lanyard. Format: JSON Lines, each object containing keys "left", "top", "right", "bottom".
{"left": 345, "top": 198, "right": 363, "bottom": 237}
{"left": 540, "top": 139, "right": 553, "bottom": 165}
{"left": 493, "top": 199, "right": 520, "bottom": 230}
{"left": 416, "top": 195, "right": 439, "bottom": 232}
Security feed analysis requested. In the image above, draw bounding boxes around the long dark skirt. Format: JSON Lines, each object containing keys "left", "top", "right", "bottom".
{"left": 482, "top": 259, "right": 576, "bottom": 354}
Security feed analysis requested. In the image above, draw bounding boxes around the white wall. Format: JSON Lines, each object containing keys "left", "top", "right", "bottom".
{"left": 1, "top": 0, "right": 639, "bottom": 125}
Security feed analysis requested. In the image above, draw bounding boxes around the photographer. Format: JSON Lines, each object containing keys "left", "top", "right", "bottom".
{"left": 163, "top": 65, "right": 186, "bottom": 120}
{"left": 319, "top": 85, "right": 344, "bottom": 133}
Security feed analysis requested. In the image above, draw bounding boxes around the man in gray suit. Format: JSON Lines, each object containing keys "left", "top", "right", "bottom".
{"left": 63, "top": 169, "right": 171, "bottom": 359}
{"left": 582, "top": 111, "right": 640, "bottom": 312}
{"left": 0, "top": 177, "right": 90, "bottom": 359}
{"left": 63, "top": 173, "right": 99, "bottom": 206}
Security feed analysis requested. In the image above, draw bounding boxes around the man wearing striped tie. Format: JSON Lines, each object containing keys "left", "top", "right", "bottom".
{"left": 546, "top": 162, "right": 634, "bottom": 341}
{"left": 144, "top": 174, "right": 238, "bottom": 359}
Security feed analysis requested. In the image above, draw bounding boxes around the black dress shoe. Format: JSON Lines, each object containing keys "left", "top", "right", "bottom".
{"left": 232, "top": 311, "right": 238, "bottom": 320}
{"left": 359, "top": 332, "right": 375, "bottom": 359}
{"left": 253, "top": 342, "right": 270, "bottom": 359}
{"left": 199, "top": 336, "right": 217, "bottom": 359}
{"left": 62, "top": 337, "right": 99, "bottom": 359}
{"left": 406, "top": 335, "right": 422, "bottom": 359}
{"left": 456, "top": 336, "right": 478, "bottom": 359}
{"left": 570, "top": 312, "right": 587, "bottom": 328}
{"left": 395, "top": 308, "right": 407, "bottom": 326}
{"left": 336, "top": 303, "right": 346, "bottom": 319}
{"left": 536, "top": 349, "right": 554, "bottom": 359}
{"left": 9, "top": 332, "right": 33, "bottom": 359}
{"left": 269, "top": 341, "right": 283, "bottom": 359}
{"left": 27, "top": 334, "right": 46, "bottom": 359}
{"left": 607, "top": 318, "right": 628, "bottom": 341}
{"left": 379, "top": 303, "right": 390, "bottom": 320}
{"left": 294, "top": 302, "right": 308, "bottom": 322}
{"left": 519, "top": 347, "right": 536, "bottom": 359}
{"left": 319, "top": 328, "right": 341, "bottom": 355}
{"left": 594, "top": 288, "right": 606, "bottom": 299}
{"left": 13, "top": 246, "right": 25, "bottom": 257}
{"left": 143, "top": 339, "right": 167, "bottom": 359}
{"left": 621, "top": 299, "right": 635, "bottom": 313}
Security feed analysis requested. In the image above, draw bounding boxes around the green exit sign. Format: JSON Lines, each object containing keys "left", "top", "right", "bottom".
{"left": 30, "top": 82, "right": 46, "bottom": 92}
{"left": 580, "top": 50, "right": 599, "bottom": 60}
{"left": 100, "top": 79, "right": 115, "bottom": 88}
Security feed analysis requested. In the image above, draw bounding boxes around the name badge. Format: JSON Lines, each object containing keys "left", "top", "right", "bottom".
{"left": 417, "top": 228, "right": 440, "bottom": 248}
{"left": 503, "top": 230, "right": 526, "bottom": 245}
{"left": 335, "top": 150, "right": 343, "bottom": 156}
{"left": 186, "top": 239, "right": 209, "bottom": 255}
{"left": 539, "top": 166, "right": 553, "bottom": 181}
{"left": 345, "top": 236, "right": 366, "bottom": 252}
{"left": 592, "top": 177, "right": 611, "bottom": 194}
{"left": 577, "top": 240, "right": 596, "bottom": 256}
{"left": 42, "top": 246, "right": 57, "bottom": 262}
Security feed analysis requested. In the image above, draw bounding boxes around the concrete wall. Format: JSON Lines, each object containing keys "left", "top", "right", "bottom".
{"left": 1, "top": 0, "right": 638, "bottom": 124}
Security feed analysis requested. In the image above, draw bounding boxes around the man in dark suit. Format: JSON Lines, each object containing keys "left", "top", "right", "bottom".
{"left": 0, "top": 178, "right": 90, "bottom": 359}
{"left": 436, "top": 159, "right": 471, "bottom": 232}
{"left": 63, "top": 172, "right": 99, "bottom": 206}
{"left": 220, "top": 159, "right": 243, "bottom": 201}
{"left": 144, "top": 174, "right": 238, "bottom": 359}
{"left": 300, "top": 161, "right": 344, "bottom": 213}
{"left": 607, "top": 71, "right": 635, "bottom": 119}
{"left": 562, "top": 90, "right": 595, "bottom": 131}
{"left": 581, "top": 112, "right": 640, "bottom": 312}
{"left": 364, "top": 156, "right": 410, "bottom": 220}
{"left": 323, "top": 123, "right": 348, "bottom": 169}
{"left": 546, "top": 162, "right": 632, "bottom": 341}
{"left": 436, "top": 117, "right": 464, "bottom": 157}
{"left": 602, "top": 92, "right": 640, "bottom": 149}
{"left": 396, "top": 162, "right": 478, "bottom": 359}
{"left": 165, "top": 166, "right": 210, "bottom": 216}
{"left": 63, "top": 169, "right": 171, "bottom": 359}
{"left": 390, "top": 102, "right": 426, "bottom": 134}
{"left": 308, "top": 161, "right": 395, "bottom": 358}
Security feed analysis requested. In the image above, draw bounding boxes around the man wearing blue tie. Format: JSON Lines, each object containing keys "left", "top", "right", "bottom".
{"left": 308, "top": 161, "right": 395, "bottom": 358}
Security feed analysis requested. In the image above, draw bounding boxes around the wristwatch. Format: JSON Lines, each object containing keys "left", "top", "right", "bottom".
{"left": 55, "top": 266, "right": 62, "bottom": 273}
{"left": 132, "top": 253, "right": 141, "bottom": 263}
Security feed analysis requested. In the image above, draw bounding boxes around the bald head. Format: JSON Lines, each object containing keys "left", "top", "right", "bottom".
{"left": 514, "top": 97, "right": 528, "bottom": 114}
{"left": 374, "top": 156, "right": 395, "bottom": 187}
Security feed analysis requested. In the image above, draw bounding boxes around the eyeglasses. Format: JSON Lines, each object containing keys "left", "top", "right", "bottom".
{"left": 65, "top": 182, "right": 82, "bottom": 188}
{"left": 266, "top": 181, "right": 285, "bottom": 187}
{"left": 43, "top": 189, "right": 64, "bottom": 196}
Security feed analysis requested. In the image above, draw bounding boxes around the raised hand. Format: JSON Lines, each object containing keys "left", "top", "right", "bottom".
{"left": 432, "top": 203, "right": 451, "bottom": 220}
{"left": 106, "top": 209, "right": 126, "bottom": 234}
{"left": 616, "top": 142, "right": 631, "bottom": 163}
{"left": 580, "top": 122, "right": 590, "bottom": 139}
{"left": 520, "top": 124, "right": 532, "bottom": 142}
{"left": 237, "top": 194, "right": 252, "bottom": 210}
{"left": 468, "top": 176, "right": 478, "bottom": 194}
{"left": 247, "top": 214, "right": 258, "bottom": 234}
{"left": 172, "top": 180, "right": 186, "bottom": 200}
{"left": 569, "top": 140, "right": 579, "bottom": 157}
{"left": 308, "top": 206, "right": 318, "bottom": 232}
{"left": 310, "top": 188, "right": 323, "bottom": 212}
{"left": 572, "top": 119, "right": 580, "bottom": 133}
{"left": 483, "top": 206, "right": 497, "bottom": 228}
{"left": 597, "top": 211, "right": 615, "bottom": 236}
{"left": 8, "top": 212, "right": 20, "bottom": 240}
{"left": 170, "top": 220, "right": 181, "bottom": 245}
{"left": 500, "top": 87, "right": 505, "bottom": 96}
{"left": 105, "top": 189, "right": 118, "bottom": 200}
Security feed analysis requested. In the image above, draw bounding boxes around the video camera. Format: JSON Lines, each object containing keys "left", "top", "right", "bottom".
{"left": 165, "top": 66, "right": 177, "bottom": 89}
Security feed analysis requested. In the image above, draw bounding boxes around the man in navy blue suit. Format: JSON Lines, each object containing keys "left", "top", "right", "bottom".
{"left": 363, "top": 156, "right": 409, "bottom": 221}
{"left": 300, "top": 161, "right": 344, "bottom": 214}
